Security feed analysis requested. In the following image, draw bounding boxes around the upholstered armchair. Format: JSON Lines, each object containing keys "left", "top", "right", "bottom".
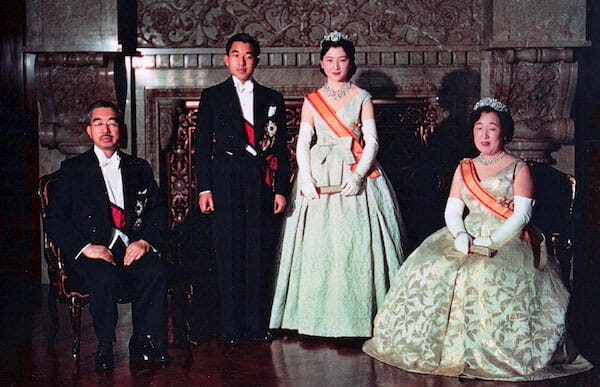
{"left": 38, "top": 172, "right": 195, "bottom": 359}
{"left": 38, "top": 172, "right": 90, "bottom": 359}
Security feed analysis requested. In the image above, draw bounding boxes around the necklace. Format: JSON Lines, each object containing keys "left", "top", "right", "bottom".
{"left": 322, "top": 82, "right": 351, "bottom": 100}
{"left": 477, "top": 151, "right": 506, "bottom": 166}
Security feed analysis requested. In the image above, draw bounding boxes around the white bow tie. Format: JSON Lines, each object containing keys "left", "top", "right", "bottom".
{"left": 236, "top": 81, "right": 254, "bottom": 94}
{"left": 99, "top": 154, "right": 121, "bottom": 168}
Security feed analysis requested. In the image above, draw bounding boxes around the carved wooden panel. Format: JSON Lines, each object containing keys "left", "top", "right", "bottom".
{"left": 138, "top": 0, "right": 483, "bottom": 48}
{"left": 36, "top": 53, "right": 117, "bottom": 156}
{"left": 166, "top": 97, "right": 453, "bottom": 244}
{"left": 483, "top": 47, "right": 579, "bottom": 164}
{"left": 26, "top": 0, "right": 119, "bottom": 52}
{"left": 167, "top": 106, "right": 196, "bottom": 228}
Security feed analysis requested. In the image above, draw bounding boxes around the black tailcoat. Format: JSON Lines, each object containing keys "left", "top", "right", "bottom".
{"left": 45, "top": 149, "right": 167, "bottom": 342}
{"left": 194, "top": 77, "right": 288, "bottom": 338}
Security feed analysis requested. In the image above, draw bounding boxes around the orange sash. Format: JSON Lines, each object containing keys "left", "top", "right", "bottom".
{"left": 305, "top": 92, "right": 380, "bottom": 179}
{"left": 460, "top": 160, "right": 513, "bottom": 220}
{"left": 460, "top": 159, "right": 533, "bottom": 242}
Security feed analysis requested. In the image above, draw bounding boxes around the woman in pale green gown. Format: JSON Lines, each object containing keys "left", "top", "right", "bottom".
{"left": 363, "top": 98, "right": 592, "bottom": 380}
{"left": 269, "top": 32, "right": 406, "bottom": 337}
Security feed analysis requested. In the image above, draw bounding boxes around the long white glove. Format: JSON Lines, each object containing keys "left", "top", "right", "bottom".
{"left": 341, "top": 119, "right": 379, "bottom": 196}
{"left": 474, "top": 195, "right": 534, "bottom": 247}
{"left": 444, "top": 197, "right": 471, "bottom": 254}
{"left": 297, "top": 121, "right": 319, "bottom": 199}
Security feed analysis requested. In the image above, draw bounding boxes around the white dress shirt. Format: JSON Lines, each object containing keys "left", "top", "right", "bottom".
{"left": 75, "top": 146, "right": 125, "bottom": 259}
{"left": 94, "top": 145, "right": 124, "bottom": 209}
{"left": 232, "top": 75, "right": 254, "bottom": 125}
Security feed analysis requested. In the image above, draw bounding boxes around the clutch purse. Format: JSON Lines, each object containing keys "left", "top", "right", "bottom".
{"left": 316, "top": 185, "right": 343, "bottom": 195}
{"left": 470, "top": 245, "right": 497, "bottom": 257}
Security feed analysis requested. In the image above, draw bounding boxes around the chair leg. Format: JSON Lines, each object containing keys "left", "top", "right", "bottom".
{"left": 47, "top": 284, "right": 59, "bottom": 348}
{"left": 184, "top": 283, "right": 197, "bottom": 346}
{"left": 69, "top": 295, "right": 83, "bottom": 360}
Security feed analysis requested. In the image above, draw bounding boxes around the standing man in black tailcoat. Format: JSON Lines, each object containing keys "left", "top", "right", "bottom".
{"left": 45, "top": 101, "right": 169, "bottom": 370}
{"left": 194, "top": 33, "right": 289, "bottom": 344}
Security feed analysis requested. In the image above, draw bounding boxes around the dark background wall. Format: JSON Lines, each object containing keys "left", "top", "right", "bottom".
{"left": 571, "top": 1, "right": 600, "bottom": 363}
{"left": 1, "top": 0, "right": 600, "bottom": 362}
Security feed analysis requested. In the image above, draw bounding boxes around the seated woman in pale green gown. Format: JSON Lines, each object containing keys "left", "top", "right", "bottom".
{"left": 363, "top": 98, "right": 593, "bottom": 381}
{"left": 269, "top": 32, "right": 406, "bottom": 338}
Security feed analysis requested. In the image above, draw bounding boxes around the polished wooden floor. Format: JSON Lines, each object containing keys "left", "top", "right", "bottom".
{"left": 2, "top": 282, "right": 600, "bottom": 386}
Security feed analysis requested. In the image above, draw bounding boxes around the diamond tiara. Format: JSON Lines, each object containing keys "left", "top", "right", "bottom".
{"left": 473, "top": 97, "right": 509, "bottom": 113}
{"left": 320, "top": 31, "right": 350, "bottom": 48}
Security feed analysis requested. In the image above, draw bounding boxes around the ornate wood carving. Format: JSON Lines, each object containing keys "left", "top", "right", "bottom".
{"left": 167, "top": 106, "right": 196, "bottom": 228}
{"left": 483, "top": 48, "right": 578, "bottom": 164}
{"left": 36, "top": 53, "right": 117, "bottom": 156}
{"left": 138, "top": 0, "right": 483, "bottom": 48}
{"left": 166, "top": 98, "right": 446, "bottom": 238}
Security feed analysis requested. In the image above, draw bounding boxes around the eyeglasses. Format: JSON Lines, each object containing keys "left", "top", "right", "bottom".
{"left": 91, "top": 119, "right": 119, "bottom": 128}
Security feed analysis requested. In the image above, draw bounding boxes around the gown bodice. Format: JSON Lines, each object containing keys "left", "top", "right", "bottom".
{"left": 461, "top": 159, "right": 525, "bottom": 238}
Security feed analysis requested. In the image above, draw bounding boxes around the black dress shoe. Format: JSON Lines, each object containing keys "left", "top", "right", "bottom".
{"left": 95, "top": 341, "right": 114, "bottom": 371}
{"left": 248, "top": 331, "right": 274, "bottom": 342}
{"left": 129, "top": 335, "right": 169, "bottom": 364}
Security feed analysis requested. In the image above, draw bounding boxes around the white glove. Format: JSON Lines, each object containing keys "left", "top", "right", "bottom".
{"left": 340, "top": 119, "right": 378, "bottom": 197}
{"left": 299, "top": 176, "right": 319, "bottom": 199}
{"left": 353, "top": 119, "right": 379, "bottom": 178}
{"left": 474, "top": 195, "right": 534, "bottom": 247}
{"left": 444, "top": 197, "right": 471, "bottom": 254}
{"left": 297, "top": 121, "right": 318, "bottom": 199}
{"left": 341, "top": 171, "right": 364, "bottom": 196}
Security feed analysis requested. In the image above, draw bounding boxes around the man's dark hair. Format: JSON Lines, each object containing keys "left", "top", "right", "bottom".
{"left": 225, "top": 33, "right": 261, "bottom": 57}
{"left": 86, "top": 100, "right": 122, "bottom": 126}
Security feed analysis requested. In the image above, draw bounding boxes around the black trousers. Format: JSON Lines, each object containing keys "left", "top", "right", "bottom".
{"left": 70, "top": 252, "right": 167, "bottom": 343}
{"left": 211, "top": 155, "right": 277, "bottom": 338}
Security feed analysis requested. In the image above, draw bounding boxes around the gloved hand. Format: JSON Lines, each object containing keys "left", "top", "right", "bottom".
{"left": 299, "top": 176, "right": 319, "bottom": 199}
{"left": 474, "top": 195, "right": 534, "bottom": 247}
{"left": 341, "top": 171, "right": 364, "bottom": 196}
{"left": 454, "top": 232, "right": 472, "bottom": 255}
{"left": 444, "top": 197, "right": 472, "bottom": 254}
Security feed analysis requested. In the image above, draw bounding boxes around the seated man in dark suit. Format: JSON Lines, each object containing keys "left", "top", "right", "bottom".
{"left": 45, "top": 100, "right": 169, "bottom": 370}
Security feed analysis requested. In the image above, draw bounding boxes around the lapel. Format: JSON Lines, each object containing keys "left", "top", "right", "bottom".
{"left": 253, "top": 82, "right": 266, "bottom": 148}
{"left": 81, "top": 148, "right": 112, "bottom": 217}
{"left": 221, "top": 77, "right": 244, "bottom": 136}
{"left": 118, "top": 151, "right": 135, "bottom": 228}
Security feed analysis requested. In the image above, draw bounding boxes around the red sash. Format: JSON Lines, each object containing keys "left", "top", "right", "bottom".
{"left": 244, "top": 120, "right": 255, "bottom": 147}
{"left": 460, "top": 159, "right": 532, "bottom": 242}
{"left": 110, "top": 203, "right": 126, "bottom": 230}
{"left": 305, "top": 91, "right": 380, "bottom": 179}
{"left": 244, "top": 120, "right": 278, "bottom": 188}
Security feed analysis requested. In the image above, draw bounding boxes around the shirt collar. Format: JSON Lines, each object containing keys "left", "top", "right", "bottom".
{"left": 94, "top": 145, "right": 120, "bottom": 168}
{"left": 232, "top": 76, "right": 254, "bottom": 94}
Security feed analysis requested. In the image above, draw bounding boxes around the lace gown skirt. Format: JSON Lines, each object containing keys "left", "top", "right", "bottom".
{"left": 363, "top": 160, "right": 592, "bottom": 380}
{"left": 269, "top": 90, "right": 406, "bottom": 337}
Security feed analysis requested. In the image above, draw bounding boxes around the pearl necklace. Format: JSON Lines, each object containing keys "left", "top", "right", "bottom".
{"left": 477, "top": 151, "right": 506, "bottom": 166}
{"left": 322, "top": 82, "right": 351, "bottom": 100}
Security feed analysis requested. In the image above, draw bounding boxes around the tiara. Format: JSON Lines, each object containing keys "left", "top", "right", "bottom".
{"left": 473, "top": 97, "right": 509, "bottom": 113}
{"left": 320, "top": 31, "right": 350, "bottom": 48}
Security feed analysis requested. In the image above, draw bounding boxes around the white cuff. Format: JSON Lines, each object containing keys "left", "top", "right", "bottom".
{"left": 74, "top": 243, "right": 91, "bottom": 260}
